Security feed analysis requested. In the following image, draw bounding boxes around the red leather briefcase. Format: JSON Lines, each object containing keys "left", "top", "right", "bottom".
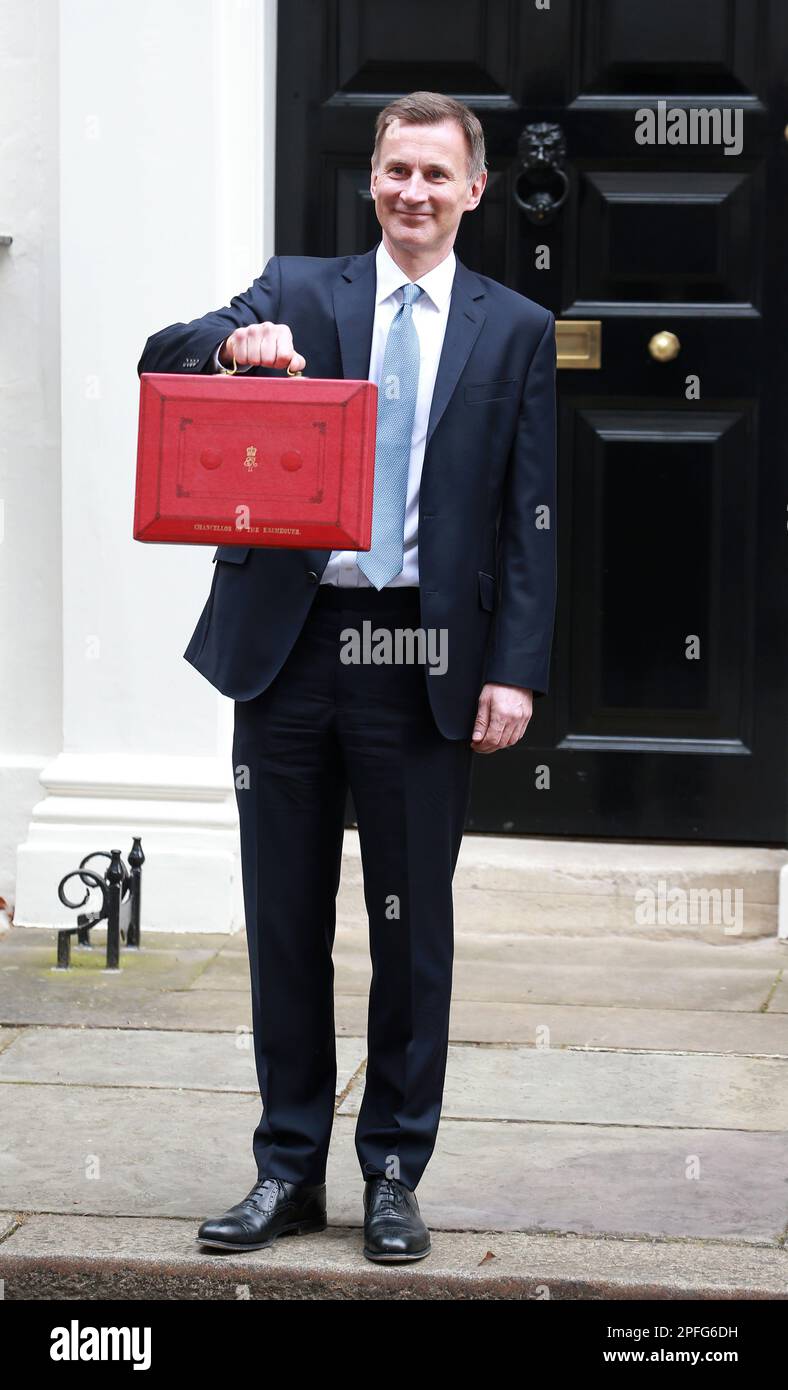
{"left": 134, "top": 373, "right": 376, "bottom": 550}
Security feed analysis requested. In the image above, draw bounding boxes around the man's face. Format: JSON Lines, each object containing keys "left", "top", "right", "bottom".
{"left": 370, "top": 119, "right": 486, "bottom": 257}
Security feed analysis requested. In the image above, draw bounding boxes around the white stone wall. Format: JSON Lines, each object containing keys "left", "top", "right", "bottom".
{"left": 0, "top": 0, "right": 63, "bottom": 907}
{"left": 6, "top": 0, "right": 278, "bottom": 930}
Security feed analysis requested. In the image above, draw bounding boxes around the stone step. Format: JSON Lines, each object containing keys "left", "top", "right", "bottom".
{"left": 338, "top": 832, "right": 788, "bottom": 940}
{"left": 2, "top": 1213, "right": 787, "bottom": 1301}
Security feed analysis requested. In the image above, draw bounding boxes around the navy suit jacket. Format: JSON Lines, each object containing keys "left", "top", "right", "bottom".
{"left": 136, "top": 244, "right": 557, "bottom": 740}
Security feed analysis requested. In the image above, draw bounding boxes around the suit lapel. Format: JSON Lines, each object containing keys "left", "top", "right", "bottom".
{"left": 424, "top": 258, "right": 486, "bottom": 453}
{"left": 333, "top": 246, "right": 378, "bottom": 381}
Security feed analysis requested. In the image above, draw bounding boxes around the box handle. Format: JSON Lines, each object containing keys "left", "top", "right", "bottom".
{"left": 218, "top": 347, "right": 306, "bottom": 377}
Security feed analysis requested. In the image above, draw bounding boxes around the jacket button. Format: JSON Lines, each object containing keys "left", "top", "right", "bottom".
{"left": 306, "top": 570, "right": 318, "bottom": 584}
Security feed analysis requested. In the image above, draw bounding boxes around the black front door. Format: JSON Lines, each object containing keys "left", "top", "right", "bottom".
{"left": 276, "top": 0, "right": 787, "bottom": 844}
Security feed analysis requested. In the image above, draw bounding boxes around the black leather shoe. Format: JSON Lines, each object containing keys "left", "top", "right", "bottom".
{"left": 363, "top": 1176, "right": 431, "bottom": 1262}
{"left": 196, "top": 1176, "right": 327, "bottom": 1251}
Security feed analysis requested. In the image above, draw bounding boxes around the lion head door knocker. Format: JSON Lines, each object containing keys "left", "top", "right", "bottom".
{"left": 512, "top": 123, "right": 570, "bottom": 225}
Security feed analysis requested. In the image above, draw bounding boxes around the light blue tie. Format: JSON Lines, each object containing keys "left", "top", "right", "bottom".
{"left": 358, "top": 282, "right": 423, "bottom": 589}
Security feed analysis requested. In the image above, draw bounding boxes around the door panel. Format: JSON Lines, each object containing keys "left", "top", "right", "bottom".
{"left": 571, "top": 170, "right": 759, "bottom": 306}
{"left": 571, "top": 0, "right": 765, "bottom": 100}
{"left": 564, "top": 407, "right": 754, "bottom": 737}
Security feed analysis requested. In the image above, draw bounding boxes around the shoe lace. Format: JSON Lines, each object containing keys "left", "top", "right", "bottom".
{"left": 242, "top": 1177, "right": 283, "bottom": 1215}
{"left": 373, "top": 1178, "right": 408, "bottom": 1216}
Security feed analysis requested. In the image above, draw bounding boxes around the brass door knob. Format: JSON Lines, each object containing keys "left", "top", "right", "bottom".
{"left": 648, "top": 330, "right": 680, "bottom": 362}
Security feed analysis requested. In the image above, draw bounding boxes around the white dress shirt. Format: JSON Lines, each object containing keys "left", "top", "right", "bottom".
{"left": 212, "top": 240, "right": 456, "bottom": 587}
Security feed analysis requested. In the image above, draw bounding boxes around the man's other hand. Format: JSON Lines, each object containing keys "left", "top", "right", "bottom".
{"left": 219, "top": 322, "right": 307, "bottom": 373}
{"left": 471, "top": 682, "right": 533, "bottom": 753}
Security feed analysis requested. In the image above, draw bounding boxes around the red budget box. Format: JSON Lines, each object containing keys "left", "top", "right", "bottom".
{"left": 133, "top": 373, "right": 377, "bottom": 550}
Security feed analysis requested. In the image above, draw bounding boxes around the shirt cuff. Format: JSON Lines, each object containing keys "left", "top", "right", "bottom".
{"left": 211, "top": 343, "right": 252, "bottom": 373}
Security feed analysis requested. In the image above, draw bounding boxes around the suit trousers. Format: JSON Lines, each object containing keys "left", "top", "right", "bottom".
{"left": 231, "top": 583, "right": 474, "bottom": 1191}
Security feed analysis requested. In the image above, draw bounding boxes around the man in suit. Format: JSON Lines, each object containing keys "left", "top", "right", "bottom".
{"left": 137, "top": 91, "right": 556, "bottom": 1263}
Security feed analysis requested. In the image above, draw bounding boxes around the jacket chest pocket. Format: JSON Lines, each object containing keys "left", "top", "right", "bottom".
{"left": 464, "top": 379, "right": 519, "bottom": 405}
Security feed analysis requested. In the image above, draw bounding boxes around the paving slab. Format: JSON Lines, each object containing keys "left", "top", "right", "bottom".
{"left": 336, "top": 926, "right": 784, "bottom": 969}
{"left": 338, "top": 1043, "right": 788, "bottom": 1130}
{"left": 333, "top": 947, "right": 777, "bottom": 1011}
{"left": 9, "top": 998, "right": 784, "bottom": 1057}
{"left": 0, "top": 1027, "right": 366, "bottom": 1096}
{"left": 413, "top": 1120, "right": 788, "bottom": 1243}
{"left": 338, "top": 883, "right": 778, "bottom": 940}
{"left": 2, "top": 927, "right": 781, "bottom": 1019}
{"left": 444, "top": 959, "right": 779, "bottom": 1012}
{"left": 2, "top": 957, "right": 778, "bottom": 1022}
{"left": 0, "top": 1082, "right": 263, "bottom": 1219}
{"left": 15, "top": 1025, "right": 787, "bottom": 1132}
{"left": 440, "top": 1000, "right": 788, "bottom": 1054}
{"left": 0, "top": 936, "right": 220, "bottom": 1030}
{"left": 0, "top": 987, "right": 256, "bottom": 1032}
{"left": 1, "top": 1214, "right": 786, "bottom": 1300}
{"left": 1, "top": 1084, "right": 786, "bottom": 1243}
{"left": 0, "top": 931, "right": 220, "bottom": 979}
{"left": 0, "top": 930, "right": 246, "bottom": 1030}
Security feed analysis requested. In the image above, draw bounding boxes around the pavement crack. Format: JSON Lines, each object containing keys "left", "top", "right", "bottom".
{"left": 759, "top": 968, "right": 784, "bottom": 1013}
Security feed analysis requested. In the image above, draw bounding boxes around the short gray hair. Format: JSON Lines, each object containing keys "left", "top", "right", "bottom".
{"left": 372, "top": 91, "right": 486, "bottom": 184}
